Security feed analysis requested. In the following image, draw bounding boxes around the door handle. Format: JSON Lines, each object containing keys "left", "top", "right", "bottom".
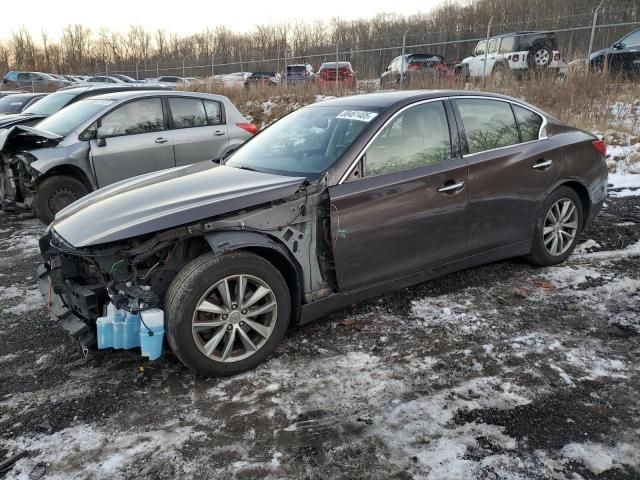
{"left": 155, "top": 137, "right": 168, "bottom": 144}
{"left": 213, "top": 131, "right": 225, "bottom": 137}
{"left": 532, "top": 159, "right": 553, "bottom": 170}
{"left": 438, "top": 181, "right": 465, "bottom": 194}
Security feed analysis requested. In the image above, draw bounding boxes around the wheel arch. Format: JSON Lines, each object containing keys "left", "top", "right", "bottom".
{"left": 37, "top": 164, "right": 94, "bottom": 192}
{"left": 559, "top": 180, "right": 591, "bottom": 224}
{"left": 203, "top": 231, "right": 303, "bottom": 324}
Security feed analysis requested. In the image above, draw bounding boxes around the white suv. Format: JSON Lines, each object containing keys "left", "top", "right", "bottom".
{"left": 457, "top": 31, "right": 568, "bottom": 80}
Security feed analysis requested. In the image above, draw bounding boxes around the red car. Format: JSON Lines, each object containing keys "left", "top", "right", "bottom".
{"left": 316, "top": 62, "right": 357, "bottom": 87}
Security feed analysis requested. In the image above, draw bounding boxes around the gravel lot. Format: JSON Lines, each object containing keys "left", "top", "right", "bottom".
{"left": 1, "top": 189, "right": 639, "bottom": 479}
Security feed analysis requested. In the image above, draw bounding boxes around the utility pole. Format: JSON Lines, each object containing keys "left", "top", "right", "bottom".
{"left": 482, "top": 16, "right": 493, "bottom": 87}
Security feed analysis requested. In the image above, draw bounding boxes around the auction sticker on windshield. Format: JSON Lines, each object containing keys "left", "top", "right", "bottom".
{"left": 336, "top": 110, "right": 378, "bottom": 122}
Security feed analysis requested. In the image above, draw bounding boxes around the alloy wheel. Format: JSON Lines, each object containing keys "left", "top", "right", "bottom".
{"left": 192, "top": 274, "right": 277, "bottom": 363}
{"left": 543, "top": 198, "right": 578, "bottom": 256}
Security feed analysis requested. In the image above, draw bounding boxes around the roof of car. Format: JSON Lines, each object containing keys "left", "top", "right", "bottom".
{"left": 313, "top": 90, "right": 528, "bottom": 109}
{"left": 56, "top": 85, "right": 172, "bottom": 95}
{"left": 494, "top": 31, "right": 555, "bottom": 38}
{"left": 85, "top": 90, "right": 230, "bottom": 102}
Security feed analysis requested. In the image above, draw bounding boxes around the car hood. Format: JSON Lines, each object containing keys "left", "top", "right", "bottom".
{"left": 0, "top": 112, "right": 47, "bottom": 129}
{"left": 589, "top": 48, "right": 609, "bottom": 60}
{"left": 51, "top": 162, "right": 306, "bottom": 247}
{"left": 0, "top": 124, "right": 63, "bottom": 152}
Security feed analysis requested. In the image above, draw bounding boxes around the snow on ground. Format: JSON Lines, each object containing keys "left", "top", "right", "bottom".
{"left": 1, "top": 170, "right": 640, "bottom": 478}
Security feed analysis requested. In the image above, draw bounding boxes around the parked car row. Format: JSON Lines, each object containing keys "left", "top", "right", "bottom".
{"left": 0, "top": 86, "right": 256, "bottom": 223}
{"left": 28, "top": 89, "right": 607, "bottom": 378}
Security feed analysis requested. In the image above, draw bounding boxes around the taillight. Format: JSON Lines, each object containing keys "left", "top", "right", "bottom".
{"left": 236, "top": 123, "right": 257, "bottom": 135}
{"left": 512, "top": 54, "right": 520, "bottom": 62}
{"left": 554, "top": 52, "right": 561, "bottom": 61}
{"left": 408, "top": 63, "right": 421, "bottom": 71}
{"left": 592, "top": 140, "right": 606, "bottom": 156}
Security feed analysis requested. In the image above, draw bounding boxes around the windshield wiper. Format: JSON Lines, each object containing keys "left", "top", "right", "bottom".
{"left": 235, "top": 165, "right": 259, "bottom": 172}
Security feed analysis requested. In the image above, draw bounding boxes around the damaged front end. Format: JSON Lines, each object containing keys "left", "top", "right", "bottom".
{"left": 0, "top": 126, "right": 62, "bottom": 210}
{"left": 37, "top": 180, "right": 337, "bottom": 354}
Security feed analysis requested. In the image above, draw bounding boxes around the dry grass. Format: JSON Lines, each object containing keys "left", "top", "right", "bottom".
{"left": 185, "top": 74, "right": 640, "bottom": 134}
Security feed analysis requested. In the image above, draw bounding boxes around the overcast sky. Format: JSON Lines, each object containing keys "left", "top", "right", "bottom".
{"left": 2, "top": 0, "right": 443, "bottom": 40}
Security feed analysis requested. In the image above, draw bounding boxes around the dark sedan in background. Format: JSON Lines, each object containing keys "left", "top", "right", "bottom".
{"left": 37, "top": 90, "right": 607, "bottom": 377}
{"left": 0, "top": 92, "right": 47, "bottom": 114}
{"left": 591, "top": 28, "right": 640, "bottom": 76}
{"left": 0, "top": 85, "right": 172, "bottom": 131}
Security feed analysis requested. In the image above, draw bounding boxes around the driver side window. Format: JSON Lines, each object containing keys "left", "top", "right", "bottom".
{"left": 100, "top": 98, "right": 165, "bottom": 136}
{"left": 474, "top": 41, "right": 486, "bottom": 56}
{"left": 362, "top": 101, "right": 452, "bottom": 178}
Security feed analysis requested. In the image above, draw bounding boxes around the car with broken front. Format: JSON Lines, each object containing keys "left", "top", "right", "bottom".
{"left": 37, "top": 90, "right": 608, "bottom": 377}
{"left": 0, "top": 90, "right": 255, "bottom": 223}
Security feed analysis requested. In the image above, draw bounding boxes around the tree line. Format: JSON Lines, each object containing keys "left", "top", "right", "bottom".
{"left": 1, "top": 0, "right": 637, "bottom": 78}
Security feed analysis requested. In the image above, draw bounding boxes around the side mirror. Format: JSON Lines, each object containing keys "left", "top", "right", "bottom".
{"left": 612, "top": 42, "right": 624, "bottom": 50}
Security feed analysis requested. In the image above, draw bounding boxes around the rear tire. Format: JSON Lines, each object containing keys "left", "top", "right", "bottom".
{"left": 33, "top": 175, "right": 89, "bottom": 224}
{"left": 526, "top": 186, "right": 584, "bottom": 266}
{"left": 165, "top": 251, "right": 291, "bottom": 377}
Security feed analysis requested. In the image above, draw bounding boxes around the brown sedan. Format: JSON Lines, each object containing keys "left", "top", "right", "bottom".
{"left": 39, "top": 90, "right": 608, "bottom": 376}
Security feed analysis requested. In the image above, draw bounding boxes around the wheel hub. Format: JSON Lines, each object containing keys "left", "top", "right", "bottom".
{"left": 191, "top": 274, "right": 277, "bottom": 363}
{"left": 543, "top": 198, "right": 578, "bottom": 256}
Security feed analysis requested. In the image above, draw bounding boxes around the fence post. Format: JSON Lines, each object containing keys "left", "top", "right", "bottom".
{"left": 211, "top": 54, "right": 214, "bottom": 77}
{"left": 284, "top": 48, "right": 288, "bottom": 87}
{"left": 335, "top": 39, "right": 339, "bottom": 95}
{"left": 156, "top": 61, "right": 159, "bottom": 79}
{"left": 182, "top": 59, "right": 186, "bottom": 79}
{"left": 135, "top": 61, "right": 139, "bottom": 81}
{"left": 400, "top": 29, "right": 409, "bottom": 86}
{"left": 105, "top": 63, "right": 109, "bottom": 75}
{"left": 482, "top": 16, "right": 493, "bottom": 88}
{"left": 239, "top": 51, "right": 244, "bottom": 74}
{"left": 587, "top": 0, "right": 605, "bottom": 69}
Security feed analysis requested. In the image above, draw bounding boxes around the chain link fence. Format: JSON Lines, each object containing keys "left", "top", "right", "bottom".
{"left": 89, "top": 14, "right": 639, "bottom": 82}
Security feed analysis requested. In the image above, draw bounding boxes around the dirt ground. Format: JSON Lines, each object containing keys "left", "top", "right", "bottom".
{"left": 0, "top": 190, "right": 639, "bottom": 479}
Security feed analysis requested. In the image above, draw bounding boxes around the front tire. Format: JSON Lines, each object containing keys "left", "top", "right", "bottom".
{"left": 33, "top": 175, "right": 89, "bottom": 224}
{"left": 526, "top": 187, "right": 584, "bottom": 266}
{"left": 165, "top": 251, "right": 291, "bottom": 377}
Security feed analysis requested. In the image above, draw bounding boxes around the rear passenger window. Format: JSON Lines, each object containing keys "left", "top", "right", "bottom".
{"left": 513, "top": 105, "right": 544, "bottom": 142}
{"left": 456, "top": 99, "right": 519, "bottom": 154}
{"left": 204, "top": 101, "right": 223, "bottom": 125}
{"left": 364, "top": 101, "right": 451, "bottom": 177}
{"left": 169, "top": 98, "right": 208, "bottom": 128}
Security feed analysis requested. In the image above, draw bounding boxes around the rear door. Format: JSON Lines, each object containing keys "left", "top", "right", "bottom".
{"left": 167, "top": 97, "right": 228, "bottom": 165}
{"left": 90, "top": 97, "right": 175, "bottom": 186}
{"left": 453, "top": 97, "right": 561, "bottom": 253}
{"left": 328, "top": 99, "right": 469, "bottom": 291}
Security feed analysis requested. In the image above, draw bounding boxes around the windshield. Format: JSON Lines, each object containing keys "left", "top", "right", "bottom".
{"left": 226, "top": 105, "right": 380, "bottom": 177}
{"left": 23, "top": 92, "right": 76, "bottom": 116}
{"left": 36, "top": 98, "right": 114, "bottom": 137}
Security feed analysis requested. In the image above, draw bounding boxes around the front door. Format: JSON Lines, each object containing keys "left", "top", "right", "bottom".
{"left": 90, "top": 97, "right": 175, "bottom": 187}
{"left": 328, "top": 100, "right": 468, "bottom": 292}
{"left": 167, "top": 97, "right": 229, "bottom": 165}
